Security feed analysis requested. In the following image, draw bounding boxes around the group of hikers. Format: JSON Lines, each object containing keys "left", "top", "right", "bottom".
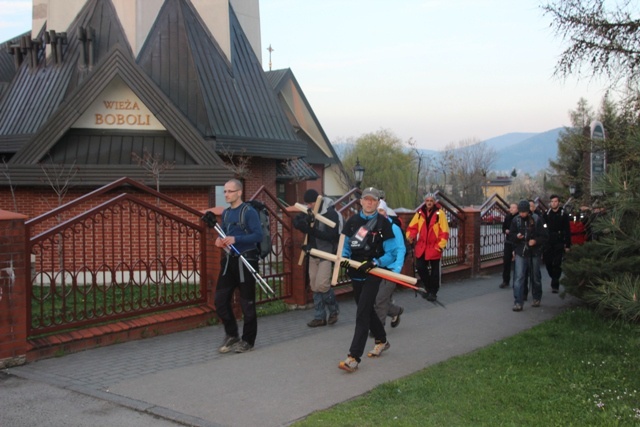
{"left": 499, "top": 195, "right": 598, "bottom": 312}
{"left": 208, "top": 179, "right": 449, "bottom": 373}
{"left": 207, "top": 179, "right": 599, "bottom": 373}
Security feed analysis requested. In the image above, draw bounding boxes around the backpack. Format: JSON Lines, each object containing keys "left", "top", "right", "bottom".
{"left": 390, "top": 215, "right": 411, "bottom": 259}
{"left": 322, "top": 198, "right": 344, "bottom": 234}
{"left": 224, "top": 200, "right": 272, "bottom": 259}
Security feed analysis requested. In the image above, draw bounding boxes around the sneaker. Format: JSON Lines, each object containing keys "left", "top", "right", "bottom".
{"left": 338, "top": 356, "right": 359, "bottom": 372}
{"left": 551, "top": 289, "right": 559, "bottom": 294}
{"left": 512, "top": 304, "right": 523, "bottom": 312}
{"left": 218, "top": 335, "right": 239, "bottom": 353}
{"left": 234, "top": 340, "right": 253, "bottom": 353}
{"left": 307, "top": 318, "right": 327, "bottom": 327}
{"left": 426, "top": 293, "right": 437, "bottom": 302}
{"left": 532, "top": 299, "right": 541, "bottom": 307}
{"left": 499, "top": 282, "right": 509, "bottom": 289}
{"left": 390, "top": 307, "right": 404, "bottom": 328}
{"left": 367, "top": 340, "right": 390, "bottom": 357}
{"left": 327, "top": 312, "right": 339, "bottom": 325}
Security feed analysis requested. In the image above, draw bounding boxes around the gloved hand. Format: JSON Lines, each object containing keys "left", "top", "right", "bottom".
{"left": 340, "top": 259, "right": 351, "bottom": 269}
{"left": 357, "top": 260, "right": 376, "bottom": 274}
{"left": 306, "top": 209, "right": 315, "bottom": 223}
{"left": 293, "top": 214, "right": 310, "bottom": 233}
{"left": 201, "top": 211, "right": 217, "bottom": 228}
{"left": 300, "top": 243, "right": 312, "bottom": 254}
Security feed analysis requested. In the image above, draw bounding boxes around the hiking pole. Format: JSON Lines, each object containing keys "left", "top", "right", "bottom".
{"left": 202, "top": 212, "right": 275, "bottom": 296}
{"left": 213, "top": 223, "right": 275, "bottom": 296}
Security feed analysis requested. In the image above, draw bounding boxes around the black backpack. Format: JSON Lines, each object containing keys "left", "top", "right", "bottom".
{"left": 224, "top": 200, "right": 272, "bottom": 259}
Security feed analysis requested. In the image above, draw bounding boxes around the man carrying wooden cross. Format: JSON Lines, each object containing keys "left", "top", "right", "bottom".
{"left": 338, "top": 187, "right": 400, "bottom": 373}
{"left": 293, "top": 189, "right": 340, "bottom": 327}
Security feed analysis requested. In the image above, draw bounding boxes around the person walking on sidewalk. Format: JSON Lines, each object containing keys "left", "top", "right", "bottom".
{"left": 293, "top": 189, "right": 341, "bottom": 328}
{"left": 214, "top": 179, "right": 263, "bottom": 354}
{"left": 543, "top": 194, "right": 571, "bottom": 294}
{"left": 499, "top": 203, "right": 518, "bottom": 289}
{"left": 373, "top": 199, "right": 405, "bottom": 329}
{"left": 406, "top": 193, "right": 450, "bottom": 302}
{"left": 338, "top": 187, "right": 398, "bottom": 373}
{"left": 509, "top": 200, "right": 548, "bottom": 312}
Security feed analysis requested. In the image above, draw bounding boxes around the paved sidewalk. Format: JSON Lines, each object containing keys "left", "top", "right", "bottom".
{"left": 2, "top": 273, "right": 579, "bottom": 427}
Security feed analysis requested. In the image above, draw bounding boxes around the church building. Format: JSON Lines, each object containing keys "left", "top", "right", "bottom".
{"left": 0, "top": 0, "right": 345, "bottom": 215}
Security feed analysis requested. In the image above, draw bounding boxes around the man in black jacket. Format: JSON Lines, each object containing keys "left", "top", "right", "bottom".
{"left": 499, "top": 203, "right": 518, "bottom": 289}
{"left": 543, "top": 194, "right": 571, "bottom": 293}
{"left": 509, "top": 200, "right": 548, "bottom": 312}
{"left": 293, "top": 189, "right": 341, "bottom": 327}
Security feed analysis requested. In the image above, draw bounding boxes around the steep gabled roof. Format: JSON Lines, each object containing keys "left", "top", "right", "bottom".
{"left": 266, "top": 68, "right": 341, "bottom": 166}
{"left": 11, "top": 45, "right": 223, "bottom": 169}
{"left": 137, "top": 0, "right": 306, "bottom": 159}
{"left": 0, "top": 0, "right": 132, "bottom": 137}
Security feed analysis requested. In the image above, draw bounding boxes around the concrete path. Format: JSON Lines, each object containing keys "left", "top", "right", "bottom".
{"left": 2, "top": 272, "right": 579, "bottom": 427}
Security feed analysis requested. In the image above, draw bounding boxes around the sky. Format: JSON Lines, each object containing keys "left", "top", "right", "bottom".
{"left": 0, "top": 0, "right": 608, "bottom": 150}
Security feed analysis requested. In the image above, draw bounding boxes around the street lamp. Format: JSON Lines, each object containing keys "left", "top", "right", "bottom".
{"left": 353, "top": 158, "right": 365, "bottom": 188}
{"left": 569, "top": 184, "right": 576, "bottom": 196}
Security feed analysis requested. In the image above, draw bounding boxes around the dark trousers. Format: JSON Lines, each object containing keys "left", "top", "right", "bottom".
{"left": 214, "top": 256, "right": 258, "bottom": 346}
{"left": 349, "top": 276, "right": 385, "bottom": 361}
{"left": 544, "top": 243, "right": 565, "bottom": 290}
{"left": 416, "top": 258, "right": 441, "bottom": 294}
{"left": 502, "top": 243, "right": 513, "bottom": 284}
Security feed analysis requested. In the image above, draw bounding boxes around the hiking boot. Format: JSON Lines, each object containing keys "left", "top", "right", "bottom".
{"left": 551, "top": 288, "right": 559, "bottom": 294}
{"left": 390, "top": 307, "right": 404, "bottom": 328}
{"left": 512, "top": 304, "right": 523, "bottom": 312}
{"left": 426, "top": 293, "right": 437, "bottom": 302}
{"left": 499, "top": 282, "right": 509, "bottom": 289}
{"left": 307, "top": 318, "right": 327, "bottom": 327}
{"left": 338, "top": 356, "right": 359, "bottom": 372}
{"left": 368, "top": 340, "right": 390, "bottom": 357}
{"left": 234, "top": 340, "right": 254, "bottom": 353}
{"left": 327, "top": 312, "right": 339, "bottom": 325}
{"left": 218, "top": 335, "right": 239, "bottom": 353}
{"left": 532, "top": 299, "right": 541, "bottom": 307}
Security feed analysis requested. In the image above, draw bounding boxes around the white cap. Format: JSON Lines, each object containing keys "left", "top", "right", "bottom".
{"left": 378, "top": 199, "right": 397, "bottom": 216}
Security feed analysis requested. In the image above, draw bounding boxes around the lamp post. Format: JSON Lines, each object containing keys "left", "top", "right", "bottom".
{"left": 569, "top": 184, "right": 576, "bottom": 196}
{"left": 353, "top": 158, "right": 365, "bottom": 198}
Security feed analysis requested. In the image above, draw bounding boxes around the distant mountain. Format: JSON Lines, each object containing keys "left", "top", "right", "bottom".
{"left": 491, "top": 128, "right": 564, "bottom": 174}
{"left": 331, "top": 127, "right": 567, "bottom": 175}
{"left": 482, "top": 132, "right": 537, "bottom": 151}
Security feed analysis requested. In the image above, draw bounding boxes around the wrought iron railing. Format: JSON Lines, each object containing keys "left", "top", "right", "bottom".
{"left": 480, "top": 193, "right": 509, "bottom": 262}
{"left": 247, "top": 186, "right": 294, "bottom": 303}
{"left": 28, "top": 192, "right": 205, "bottom": 336}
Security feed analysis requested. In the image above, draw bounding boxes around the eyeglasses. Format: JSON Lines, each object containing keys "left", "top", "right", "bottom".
{"left": 223, "top": 189, "right": 240, "bottom": 194}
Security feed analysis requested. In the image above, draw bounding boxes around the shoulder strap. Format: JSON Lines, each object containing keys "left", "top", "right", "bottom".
{"left": 238, "top": 203, "right": 249, "bottom": 233}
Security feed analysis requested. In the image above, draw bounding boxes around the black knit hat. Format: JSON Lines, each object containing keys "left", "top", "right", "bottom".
{"left": 517, "top": 200, "right": 530, "bottom": 213}
{"left": 303, "top": 189, "right": 320, "bottom": 203}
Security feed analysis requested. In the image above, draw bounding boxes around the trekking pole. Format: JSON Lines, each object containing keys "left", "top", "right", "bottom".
{"left": 214, "top": 223, "right": 275, "bottom": 296}
{"left": 202, "top": 212, "right": 275, "bottom": 296}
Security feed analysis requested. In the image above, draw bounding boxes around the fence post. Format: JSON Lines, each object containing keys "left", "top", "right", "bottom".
{"left": 0, "top": 210, "right": 28, "bottom": 368}
{"left": 462, "top": 208, "right": 481, "bottom": 277}
{"left": 285, "top": 206, "right": 310, "bottom": 307}
{"left": 202, "top": 207, "right": 223, "bottom": 310}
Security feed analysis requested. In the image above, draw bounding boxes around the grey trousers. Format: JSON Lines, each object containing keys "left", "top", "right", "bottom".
{"left": 374, "top": 279, "right": 403, "bottom": 326}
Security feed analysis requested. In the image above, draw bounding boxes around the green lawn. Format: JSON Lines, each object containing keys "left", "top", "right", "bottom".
{"left": 296, "top": 307, "right": 640, "bottom": 426}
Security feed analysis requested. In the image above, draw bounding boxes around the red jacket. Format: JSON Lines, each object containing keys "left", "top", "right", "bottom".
{"left": 406, "top": 205, "right": 449, "bottom": 260}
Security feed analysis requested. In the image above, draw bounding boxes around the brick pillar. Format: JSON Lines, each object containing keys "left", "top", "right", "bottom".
{"left": 285, "top": 206, "right": 310, "bottom": 307}
{"left": 0, "top": 210, "right": 28, "bottom": 368}
{"left": 462, "top": 208, "right": 481, "bottom": 277}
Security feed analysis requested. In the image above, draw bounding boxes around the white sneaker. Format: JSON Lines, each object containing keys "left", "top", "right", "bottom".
{"left": 367, "top": 340, "right": 390, "bottom": 357}
{"left": 338, "top": 356, "right": 359, "bottom": 372}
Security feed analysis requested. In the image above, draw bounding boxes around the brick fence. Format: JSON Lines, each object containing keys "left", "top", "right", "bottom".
{"left": 0, "top": 205, "right": 497, "bottom": 367}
